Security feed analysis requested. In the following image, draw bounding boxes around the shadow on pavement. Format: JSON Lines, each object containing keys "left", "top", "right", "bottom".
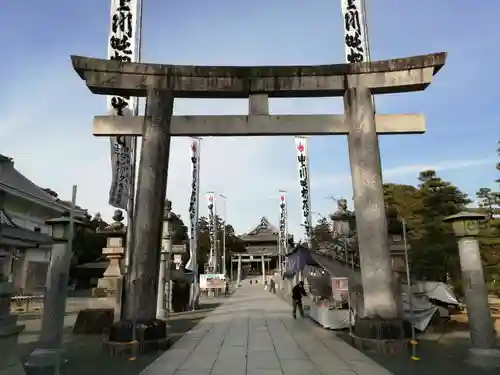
{"left": 274, "top": 288, "right": 499, "bottom": 374}
{"left": 18, "top": 301, "right": 221, "bottom": 375}
{"left": 336, "top": 322, "right": 499, "bottom": 374}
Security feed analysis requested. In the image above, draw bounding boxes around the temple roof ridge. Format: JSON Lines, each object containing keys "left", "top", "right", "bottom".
{"left": 244, "top": 216, "right": 279, "bottom": 236}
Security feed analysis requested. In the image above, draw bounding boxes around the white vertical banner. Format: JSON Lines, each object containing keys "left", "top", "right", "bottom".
{"left": 278, "top": 194, "right": 287, "bottom": 270}
{"left": 107, "top": 0, "right": 140, "bottom": 209}
{"left": 207, "top": 193, "right": 216, "bottom": 270}
{"left": 341, "top": 0, "right": 369, "bottom": 63}
{"left": 186, "top": 138, "right": 201, "bottom": 272}
{"left": 294, "top": 137, "right": 313, "bottom": 244}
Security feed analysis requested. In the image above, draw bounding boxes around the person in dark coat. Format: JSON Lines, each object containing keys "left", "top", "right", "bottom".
{"left": 269, "top": 278, "right": 276, "bottom": 294}
{"left": 291, "top": 281, "right": 307, "bottom": 318}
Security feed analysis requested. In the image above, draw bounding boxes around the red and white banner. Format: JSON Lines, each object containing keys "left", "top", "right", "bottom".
{"left": 278, "top": 193, "right": 287, "bottom": 262}
{"left": 294, "top": 137, "right": 312, "bottom": 243}
{"left": 206, "top": 193, "right": 216, "bottom": 270}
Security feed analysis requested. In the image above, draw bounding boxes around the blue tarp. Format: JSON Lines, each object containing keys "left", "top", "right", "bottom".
{"left": 285, "top": 244, "right": 314, "bottom": 276}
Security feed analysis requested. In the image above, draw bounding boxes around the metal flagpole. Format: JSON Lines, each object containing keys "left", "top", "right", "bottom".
{"left": 220, "top": 194, "right": 227, "bottom": 276}
{"left": 124, "top": 0, "right": 144, "bottom": 273}
{"left": 402, "top": 217, "right": 419, "bottom": 361}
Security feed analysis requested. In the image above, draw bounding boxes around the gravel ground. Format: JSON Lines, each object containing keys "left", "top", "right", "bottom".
{"left": 16, "top": 297, "right": 223, "bottom": 375}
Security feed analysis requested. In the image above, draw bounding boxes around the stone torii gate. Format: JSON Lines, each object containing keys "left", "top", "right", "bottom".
{"left": 71, "top": 52, "right": 446, "bottom": 342}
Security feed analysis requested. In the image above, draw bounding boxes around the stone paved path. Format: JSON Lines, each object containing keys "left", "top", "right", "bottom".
{"left": 140, "top": 284, "right": 393, "bottom": 375}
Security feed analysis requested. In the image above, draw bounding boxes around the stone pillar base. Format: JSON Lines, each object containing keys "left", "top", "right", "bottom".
{"left": 353, "top": 317, "right": 412, "bottom": 340}
{"left": 72, "top": 308, "right": 114, "bottom": 334}
{"left": 0, "top": 323, "right": 26, "bottom": 375}
{"left": 24, "top": 349, "right": 64, "bottom": 375}
{"left": 96, "top": 277, "right": 121, "bottom": 295}
{"left": 108, "top": 319, "right": 166, "bottom": 342}
{"left": 105, "top": 319, "right": 168, "bottom": 357}
{"left": 467, "top": 348, "right": 500, "bottom": 370}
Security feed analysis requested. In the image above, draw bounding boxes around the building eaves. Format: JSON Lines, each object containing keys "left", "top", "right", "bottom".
{"left": 0, "top": 156, "right": 86, "bottom": 215}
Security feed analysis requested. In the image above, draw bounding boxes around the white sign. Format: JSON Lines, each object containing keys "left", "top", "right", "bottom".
{"left": 200, "top": 273, "right": 225, "bottom": 290}
{"left": 207, "top": 193, "right": 216, "bottom": 270}
{"left": 294, "top": 137, "right": 312, "bottom": 243}
{"left": 171, "top": 244, "right": 187, "bottom": 254}
{"left": 332, "top": 277, "right": 349, "bottom": 302}
{"left": 107, "top": 0, "right": 140, "bottom": 209}
{"left": 341, "top": 0, "right": 368, "bottom": 63}
{"left": 186, "top": 138, "right": 201, "bottom": 272}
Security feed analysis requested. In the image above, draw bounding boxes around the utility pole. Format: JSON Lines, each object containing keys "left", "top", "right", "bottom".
{"left": 219, "top": 194, "right": 227, "bottom": 276}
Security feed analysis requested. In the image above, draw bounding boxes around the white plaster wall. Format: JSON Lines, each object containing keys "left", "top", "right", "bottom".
{"left": 25, "top": 248, "right": 51, "bottom": 263}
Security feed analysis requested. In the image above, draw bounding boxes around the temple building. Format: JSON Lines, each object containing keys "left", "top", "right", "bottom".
{"left": 230, "top": 217, "right": 292, "bottom": 280}
{"left": 0, "top": 154, "right": 85, "bottom": 292}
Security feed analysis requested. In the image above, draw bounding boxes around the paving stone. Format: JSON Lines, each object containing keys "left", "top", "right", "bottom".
{"left": 138, "top": 284, "right": 395, "bottom": 375}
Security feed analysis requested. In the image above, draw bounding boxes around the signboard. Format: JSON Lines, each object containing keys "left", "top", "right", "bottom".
{"left": 162, "top": 243, "right": 186, "bottom": 253}
{"left": 173, "top": 254, "right": 182, "bottom": 264}
{"left": 171, "top": 244, "right": 187, "bottom": 254}
{"left": 331, "top": 277, "right": 349, "bottom": 302}
{"left": 200, "top": 273, "right": 225, "bottom": 290}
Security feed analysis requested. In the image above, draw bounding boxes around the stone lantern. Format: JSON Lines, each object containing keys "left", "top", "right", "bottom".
{"left": 331, "top": 198, "right": 351, "bottom": 267}
{"left": 443, "top": 211, "right": 500, "bottom": 369}
{"left": 0, "top": 252, "right": 26, "bottom": 375}
{"left": 26, "top": 212, "right": 85, "bottom": 375}
{"left": 95, "top": 210, "right": 126, "bottom": 298}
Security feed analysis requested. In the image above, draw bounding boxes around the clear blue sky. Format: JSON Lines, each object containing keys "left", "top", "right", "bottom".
{"left": 0, "top": 0, "right": 498, "bottom": 240}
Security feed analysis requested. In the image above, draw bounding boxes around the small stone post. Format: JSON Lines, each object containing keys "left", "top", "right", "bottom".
{"left": 25, "top": 210, "right": 84, "bottom": 374}
{"left": 236, "top": 255, "right": 242, "bottom": 286}
{"left": 157, "top": 202, "right": 172, "bottom": 319}
{"left": 444, "top": 212, "right": 500, "bottom": 369}
{"left": 156, "top": 249, "right": 168, "bottom": 319}
{"left": 0, "top": 280, "right": 26, "bottom": 375}
{"left": 261, "top": 255, "right": 266, "bottom": 284}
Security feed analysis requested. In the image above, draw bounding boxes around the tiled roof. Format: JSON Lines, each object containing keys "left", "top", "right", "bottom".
{"left": 0, "top": 155, "right": 82, "bottom": 213}
{"left": 0, "top": 208, "right": 52, "bottom": 247}
{"left": 0, "top": 225, "right": 52, "bottom": 245}
{"left": 243, "top": 217, "right": 279, "bottom": 236}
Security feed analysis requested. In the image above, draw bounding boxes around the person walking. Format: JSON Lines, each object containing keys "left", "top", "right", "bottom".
{"left": 291, "top": 280, "right": 307, "bottom": 319}
{"left": 224, "top": 278, "right": 230, "bottom": 297}
{"left": 269, "top": 277, "right": 276, "bottom": 294}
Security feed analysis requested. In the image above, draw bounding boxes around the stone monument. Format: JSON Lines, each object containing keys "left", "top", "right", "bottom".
{"left": 71, "top": 52, "right": 446, "bottom": 345}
